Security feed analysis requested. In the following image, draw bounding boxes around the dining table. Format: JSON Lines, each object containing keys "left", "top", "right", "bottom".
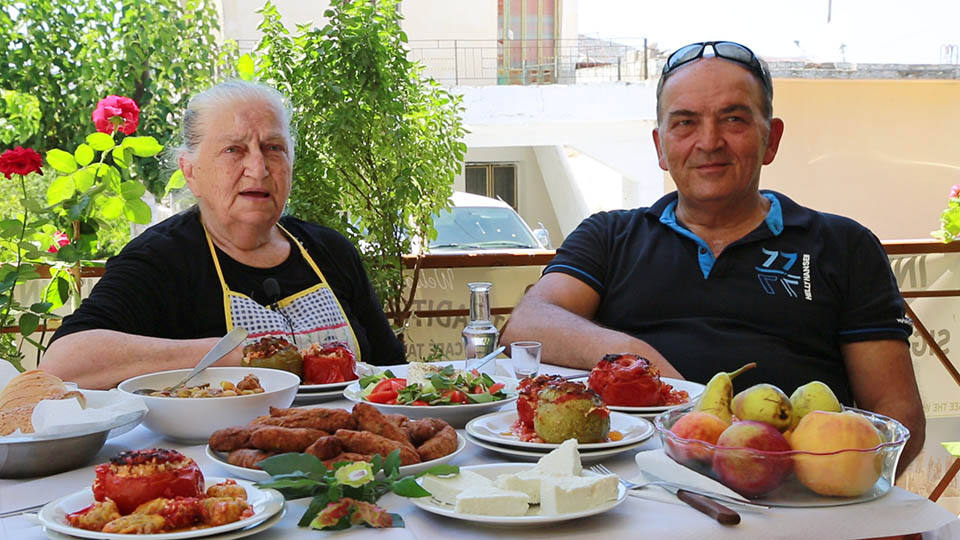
{"left": 2, "top": 360, "right": 959, "bottom": 540}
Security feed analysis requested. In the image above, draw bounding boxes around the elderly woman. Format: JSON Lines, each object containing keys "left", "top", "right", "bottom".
{"left": 42, "top": 81, "right": 405, "bottom": 389}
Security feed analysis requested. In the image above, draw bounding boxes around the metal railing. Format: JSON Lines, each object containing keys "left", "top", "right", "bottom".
{"left": 236, "top": 37, "right": 658, "bottom": 87}
{"left": 406, "top": 38, "right": 656, "bottom": 86}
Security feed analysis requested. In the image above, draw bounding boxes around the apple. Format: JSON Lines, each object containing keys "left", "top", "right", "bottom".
{"left": 790, "top": 410, "right": 884, "bottom": 497}
{"left": 668, "top": 411, "right": 730, "bottom": 464}
{"left": 712, "top": 420, "right": 793, "bottom": 498}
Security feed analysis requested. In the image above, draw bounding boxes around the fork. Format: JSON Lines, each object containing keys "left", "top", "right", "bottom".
{"left": 589, "top": 464, "right": 746, "bottom": 524}
{"left": 588, "top": 464, "right": 764, "bottom": 507}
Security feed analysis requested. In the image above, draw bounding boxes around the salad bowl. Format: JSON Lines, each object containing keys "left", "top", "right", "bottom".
{"left": 342, "top": 362, "right": 518, "bottom": 427}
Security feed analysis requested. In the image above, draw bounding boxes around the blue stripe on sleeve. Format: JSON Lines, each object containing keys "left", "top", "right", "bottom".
{"left": 544, "top": 264, "right": 604, "bottom": 290}
{"left": 838, "top": 327, "right": 911, "bottom": 337}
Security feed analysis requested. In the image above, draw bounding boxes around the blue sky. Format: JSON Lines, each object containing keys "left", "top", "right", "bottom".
{"left": 578, "top": 0, "right": 960, "bottom": 64}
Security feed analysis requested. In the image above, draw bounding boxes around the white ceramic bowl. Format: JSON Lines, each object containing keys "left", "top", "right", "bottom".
{"left": 117, "top": 367, "right": 299, "bottom": 443}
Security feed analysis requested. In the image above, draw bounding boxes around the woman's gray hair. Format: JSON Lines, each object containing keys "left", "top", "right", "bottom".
{"left": 168, "top": 80, "right": 295, "bottom": 163}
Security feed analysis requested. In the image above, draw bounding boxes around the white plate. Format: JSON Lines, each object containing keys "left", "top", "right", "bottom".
{"left": 205, "top": 432, "right": 468, "bottom": 482}
{"left": 298, "top": 380, "right": 354, "bottom": 393}
{"left": 466, "top": 410, "right": 655, "bottom": 450}
{"left": 410, "top": 463, "right": 627, "bottom": 525}
{"left": 342, "top": 376, "right": 519, "bottom": 428}
{"left": 464, "top": 432, "right": 651, "bottom": 462}
{"left": 293, "top": 389, "right": 345, "bottom": 404}
{"left": 604, "top": 378, "right": 706, "bottom": 413}
{"left": 42, "top": 507, "right": 286, "bottom": 540}
{"left": 37, "top": 477, "right": 284, "bottom": 540}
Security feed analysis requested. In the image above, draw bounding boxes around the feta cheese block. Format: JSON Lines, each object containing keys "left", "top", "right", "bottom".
{"left": 494, "top": 438, "right": 583, "bottom": 504}
{"left": 539, "top": 474, "right": 619, "bottom": 515}
{"left": 421, "top": 470, "right": 494, "bottom": 505}
{"left": 535, "top": 438, "right": 582, "bottom": 476}
{"left": 455, "top": 487, "right": 531, "bottom": 516}
{"left": 495, "top": 468, "right": 544, "bottom": 503}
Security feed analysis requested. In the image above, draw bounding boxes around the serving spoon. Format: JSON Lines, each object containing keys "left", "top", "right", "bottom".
{"left": 132, "top": 327, "right": 249, "bottom": 396}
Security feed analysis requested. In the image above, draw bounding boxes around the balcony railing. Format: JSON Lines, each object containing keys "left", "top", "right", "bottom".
{"left": 406, "top": 38, "right": 656, "bottom": 86}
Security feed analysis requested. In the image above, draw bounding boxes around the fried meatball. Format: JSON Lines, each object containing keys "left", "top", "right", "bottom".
{"left": 249, "top": 426, "right": 327, "bottom": 453}
{"left": 226, "top": 449, "right": 275, "bottom": 469}
{"left": 304, "top": 435, "right": 344, "bottom": 461}
{"left": 352, "top": 402, "right": 413, "bottom": 447}
{"left": 416, "top": 425, "right": 459, "bottom": 461}
{"left": 209, "top": 426, "right": 255, "bottom": 452}
{"left": 334, "top": 429, "right": 420, "bottom": 465}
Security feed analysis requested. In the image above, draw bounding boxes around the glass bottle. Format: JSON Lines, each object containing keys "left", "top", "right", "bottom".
{"left": 462, "top": 281, "right": 499, "bottom": 369}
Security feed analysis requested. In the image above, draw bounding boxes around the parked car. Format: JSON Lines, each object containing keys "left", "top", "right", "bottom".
{"left": 425, "top": 191, "right": 550, "bottom": 252}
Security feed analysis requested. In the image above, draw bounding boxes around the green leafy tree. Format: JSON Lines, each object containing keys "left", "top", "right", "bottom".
{"left": 0, "top": 0, "right": 236, "bottom": 196}
{"left": 253, "top": 0, "right": 467, "bottom": 340}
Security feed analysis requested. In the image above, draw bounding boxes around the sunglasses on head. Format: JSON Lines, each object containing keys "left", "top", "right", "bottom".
{"left": 662, "top": 41, "right": 770, "bottom": 92}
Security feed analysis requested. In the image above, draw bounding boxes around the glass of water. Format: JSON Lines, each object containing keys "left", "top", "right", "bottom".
{"left": 510, "top": 341, "right": 542, "bottom": 379}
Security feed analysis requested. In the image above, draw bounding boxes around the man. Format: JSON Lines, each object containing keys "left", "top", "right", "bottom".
{"left": 502, "top": 41, "right": 924, "bottom": 470}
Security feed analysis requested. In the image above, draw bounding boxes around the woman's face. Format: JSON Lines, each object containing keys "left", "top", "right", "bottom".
{"left": 181, "top": 97, "right": 293, "bottom": 234}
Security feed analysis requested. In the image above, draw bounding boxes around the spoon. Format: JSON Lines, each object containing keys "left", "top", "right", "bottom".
{"left": 132, "top": 327, "right": 249, "bottom": 395}
{"left": 465, "top": 345, "right": 506, "bottom": 373}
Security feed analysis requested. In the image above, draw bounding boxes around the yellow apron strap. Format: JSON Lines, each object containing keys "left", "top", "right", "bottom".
{"left": 202, "top": 225, "right": 235, "bottom": 330}
{"left": 276, "top": 222, "right": 363, "bottom": 362}
{"left": 277, "top": 223, "right": 325, "bottom": 281}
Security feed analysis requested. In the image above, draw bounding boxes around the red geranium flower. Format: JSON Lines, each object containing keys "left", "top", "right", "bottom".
{"left": 47, "top": 231, "right": 70, "bottom": 253}
{"left": 950, "top": 184, "right": 960, "bottom": 199}
{"left": 0, "top": 146, "right": 43, "bottom": 179}
{"left": 92, "top": 95, "right": 140, "bottom": 135}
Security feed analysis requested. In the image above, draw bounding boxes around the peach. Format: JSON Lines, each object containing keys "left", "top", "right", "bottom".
{"left": 712, "top": 420, "right": 792, "bottom": 498}
{"left": 668, "top": 411, "right": 730, "bottom": 464}
{"left": 790, "top": 410, "right": 883, "bottom": 497}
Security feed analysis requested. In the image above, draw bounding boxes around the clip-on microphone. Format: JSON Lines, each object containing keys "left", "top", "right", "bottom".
{"left": 263, "top": 278, "right": 297, "bottom": 345}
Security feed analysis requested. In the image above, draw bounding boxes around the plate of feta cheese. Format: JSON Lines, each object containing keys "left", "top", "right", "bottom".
{"left": 411, "top": 439, "right": 627, "bottom": 524}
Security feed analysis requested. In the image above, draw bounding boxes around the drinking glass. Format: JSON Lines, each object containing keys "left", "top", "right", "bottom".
{"left": 510, "top": 341, "right": 542, "bottom": 379}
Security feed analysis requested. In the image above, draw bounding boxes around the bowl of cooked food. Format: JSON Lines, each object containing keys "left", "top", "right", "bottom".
{"left": 118, "top": 367, "right": 299, "bottom": 444}
{"left": 342, "top": 362, "right": 518, "bottom": 428}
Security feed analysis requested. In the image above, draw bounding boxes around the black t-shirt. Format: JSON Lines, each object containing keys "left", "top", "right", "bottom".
{"left": 50, "top": 207, "right": 405, "bottom": 366}
{"left": 543, "top": 191, "right": 910, "bottom": 405}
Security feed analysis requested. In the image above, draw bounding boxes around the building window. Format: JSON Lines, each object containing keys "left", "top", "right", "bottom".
{"left": 498, "top": 0, "right": 558, "bottom": 85}
{"left": 464, "top": 164, "right": 517, "bottom": 209}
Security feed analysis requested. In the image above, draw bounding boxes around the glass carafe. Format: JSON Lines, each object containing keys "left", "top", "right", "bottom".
{"left": 462, "top": 281, "right": 499, "bottom": 369}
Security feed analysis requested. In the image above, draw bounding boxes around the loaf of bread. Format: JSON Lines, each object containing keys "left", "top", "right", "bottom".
{"left": 0, "top": 370, "right": 86, "bottom": 435}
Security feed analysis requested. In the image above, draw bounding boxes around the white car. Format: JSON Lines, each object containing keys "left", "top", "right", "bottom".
{"left": 426, "top": 191, "right": 550, "bottom": 252}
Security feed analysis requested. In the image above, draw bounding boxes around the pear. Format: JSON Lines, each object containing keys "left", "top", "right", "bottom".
{"left": 731, "top": 383, "right": 794, "bottom": 432}
{"left": 693, "top": 362, "right": 757, "bottom": 424}
{"left": 789, "top": 381, "right": 842, "bottom": 429}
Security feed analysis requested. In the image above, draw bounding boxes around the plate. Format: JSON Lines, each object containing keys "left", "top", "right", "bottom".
{"left": 464, "top": 432, "right": 651, "bottom": 462}
{"left": 605, "top": 378, "right": 706, "bottom": 414}
{"left": 298, "top": 380, "right": 354, "bottom": 393}
{"left": 409, "top": 463, "right": 627, "bottom": 525}
{"left": 206, "top": 432, "right": 468, "bottom": 482}
{"left": 42, "top": 507, "right": 287, "bottom": 540}
{"left": 37, "top": 477, "right": 284, "bottom": 540}
{"left": 293, "top": 389, "right": 345, "bottom": 405}
{"left": 342, "top": 376, "right": 519, "bottom": 428}
{"left": 466, "top": 411, "right": 655, "bottom": 450}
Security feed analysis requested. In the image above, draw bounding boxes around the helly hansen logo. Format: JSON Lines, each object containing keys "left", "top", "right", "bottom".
{"left": 756, "top": 248, "right": 812, "bottom": 300}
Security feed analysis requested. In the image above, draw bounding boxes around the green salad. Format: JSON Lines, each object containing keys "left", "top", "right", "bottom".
{"left": 359, "top": 365, "right": 508, "bottom": 406}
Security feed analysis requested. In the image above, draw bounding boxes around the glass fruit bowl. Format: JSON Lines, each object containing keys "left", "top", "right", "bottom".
{"left": 653, "top": 405, "right": 909, "bottom": 507}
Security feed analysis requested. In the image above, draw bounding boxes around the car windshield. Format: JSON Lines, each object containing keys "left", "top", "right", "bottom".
{"left": 429, "top": 206, "right": 540, "bottom": 250}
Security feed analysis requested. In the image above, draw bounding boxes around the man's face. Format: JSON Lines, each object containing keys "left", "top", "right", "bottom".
{"left": 652, "top": 57, "right": 783, "bottom": 206}
{"left": 181, "top": 97, "right": 293, "bottom": 232}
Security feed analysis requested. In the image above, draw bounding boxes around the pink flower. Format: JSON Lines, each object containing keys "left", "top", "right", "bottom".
{"left": 950, "top": 184, "right": 960, "bottom": 199}
{"left": 91, "top": 95, "right": 140, "bottom": 135}
{"left": 0, "top": 146, "right": 43, "bottom": 179}
{"left": 47, "top": 231, "right": 70, "bottom": 253}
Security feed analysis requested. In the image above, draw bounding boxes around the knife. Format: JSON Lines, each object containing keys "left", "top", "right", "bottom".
{"left": 641, "top": 471, "right": 741, "bottom": 525}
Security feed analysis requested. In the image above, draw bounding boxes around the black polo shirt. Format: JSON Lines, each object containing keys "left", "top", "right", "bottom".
{"left": 544, "top": 190, "right": 910, "bottom": 405}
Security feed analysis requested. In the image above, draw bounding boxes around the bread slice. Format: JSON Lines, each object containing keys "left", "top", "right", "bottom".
{"left": 0, "top": 369, "right": 68, "bottom": 411}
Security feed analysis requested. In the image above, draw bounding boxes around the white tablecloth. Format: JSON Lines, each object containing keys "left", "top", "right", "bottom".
{"left": 2, "top": 361, "right": 959, "bottom": 540}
